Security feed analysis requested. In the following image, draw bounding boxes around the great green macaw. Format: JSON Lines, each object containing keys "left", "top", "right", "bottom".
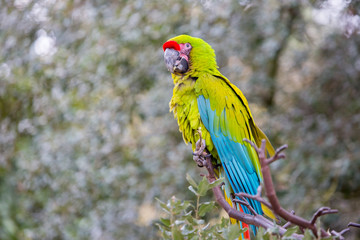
{"left": 163, "top": 35, "right": 275, "bottom": 239}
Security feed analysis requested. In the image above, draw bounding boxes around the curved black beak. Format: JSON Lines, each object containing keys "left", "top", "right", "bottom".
{"left": 164, "top": 48, "right": 189, "bottom": 74}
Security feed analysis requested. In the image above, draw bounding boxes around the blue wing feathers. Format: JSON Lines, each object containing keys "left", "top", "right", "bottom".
{"left": 220, "top": 109, "right": 227, "bottom": 137}
{"left": 213, "top": 114, "right": 220, "bottom": 137}
{"left": 198, "top": 96, "right": 209, "bottom": 128}
{"left": 197, "top": 95, "right": 263, "bottom": 220}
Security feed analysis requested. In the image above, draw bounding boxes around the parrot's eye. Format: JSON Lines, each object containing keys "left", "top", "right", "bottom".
{"left": 185, "top": 43, "right": 191, "bottom": 48}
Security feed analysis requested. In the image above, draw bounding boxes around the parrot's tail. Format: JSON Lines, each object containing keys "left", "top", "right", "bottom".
{"left": 224, "top": 188, "right": 251, "bottom": 240}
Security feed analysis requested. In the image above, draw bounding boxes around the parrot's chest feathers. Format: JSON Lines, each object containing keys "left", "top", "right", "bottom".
{"left": 169, "top": 76, "right": 202, "bottom": 147}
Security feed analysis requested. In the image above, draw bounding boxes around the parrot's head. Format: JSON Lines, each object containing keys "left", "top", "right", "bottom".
{"left": 163, "top": 35, "right": 218, "bottom": 75}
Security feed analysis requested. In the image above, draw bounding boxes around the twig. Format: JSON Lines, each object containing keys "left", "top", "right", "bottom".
{"left": 232, "top": 197, "right": 259, "bottom": 216}
{"left": 310, "top": 207, "right": 338, "bottom": 225}
{"left": 330, "top": 222, "right": 360, "bottom": 239}
{"left": 283, "top": 210, "right": 295, "bottom": 229}
{"left": 235, "top": 185, "right": 273, "bottom": 210}
{"left": 267, "top": 144, "right": 287, "bottom": 164}
{"left": 348, "top": 222, "right": 360, "bottom": 228}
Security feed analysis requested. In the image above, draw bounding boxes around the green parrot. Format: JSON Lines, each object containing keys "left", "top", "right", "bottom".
{"left": 163, "top": 35, "right": 275, "bottom": 239}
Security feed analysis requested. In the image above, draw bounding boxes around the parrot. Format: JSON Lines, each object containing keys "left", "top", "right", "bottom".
{"left": 163, "top": 35, "right": 276, "bottom": 239}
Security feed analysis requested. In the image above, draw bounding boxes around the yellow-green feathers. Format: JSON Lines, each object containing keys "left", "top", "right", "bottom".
{"left": 168, "top": 35, "right": 275, "bottom": 226}
{"left": 169, "top": 35, "right": 219, "bottom": 76}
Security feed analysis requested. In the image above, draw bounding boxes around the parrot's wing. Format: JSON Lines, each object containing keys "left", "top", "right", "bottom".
{"left": 196, "top": 74, "right": 264, "bottom": 217}
{"left": 197, "top": 95, "right": 262, "bottom": 215}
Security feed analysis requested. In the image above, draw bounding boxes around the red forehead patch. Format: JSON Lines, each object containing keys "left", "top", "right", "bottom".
{"left": 162, "top": 40, "right": 180, "bottom": 51}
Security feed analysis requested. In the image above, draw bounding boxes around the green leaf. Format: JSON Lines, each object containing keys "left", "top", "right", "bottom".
{"left": 188, "top": 185, "right": 199, "bottom": 196}
{"left": 181, "top": 227, "right": 196, "bottom": 236}
{"left": 220, "top": 217, "right": 230, "bottom": 228}
{"left": 160, "top": 218, "right": 171, "bottom": 227}
{"left": 156, "top": 198, "right": 171, "bottom": 213}
{"left": 227, "top": 224, "right": 242, "bottom": 240}
{"left": 238, "top": 226, "right": 248, "bottom": 234}
{"left": 255, "top": 227, "right": 267, "bottom": 240}
{"left": 181, "top": 200, "right": 194, "bottom": 210}
{"left": 172, "top": 226, "right": 184, "bottom": 240}
{"left": 303, "top": 229, "right": 315, "bottom": 240}
{"left": 3, "top": 219, "right": 16, "bottom": 235}
{"left": 283, "top": 226, "right": 299, "bottom": 238}
{"left": 155, "top": 223, "right": 169, "bottom": 234}
{"left": 195, "top": 219, "right": 205, "bottom": 225}
{"left": 321, "top": 236, "right": 333, "bottom": 240}
{"left": 186, "top": 173, "right": 198, "bottom": 188}
{"left": 202, "top": 223, "right": 210, "bottom": 231}
{"left": 268, "top": 224, "right": 280, "bottom": 235}
{"left": 198, "top": 201, "right": 215, "bottom": 217}
{"left": 197, "top": 176, "right": 210, "bottom": 196}
{"left": 184, "top": 212, "right": 196, "bottom": 225}
{"left": 212, "top": 230, "right": 226, "bottom": 240}
{"left": 208, "top": 177, "right": 225, "bottom": 188}
{"left": 174, "top": 220, "right": 185, "bottom": 225}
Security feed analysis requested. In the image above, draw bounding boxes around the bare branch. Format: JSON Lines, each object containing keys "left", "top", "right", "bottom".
{"left": 331, "top": 229, "right": 349, "bottom": 240}
{"left": 330, "top": 222, "right": 360, "bottom": 239}
{"left": 267, "top": 144, "right": 287, "bottom": 164}
{"left": 348, "top": 222, "right": 360, "bottom": 228}
{"left": 235, "top": 185, "right": 272, "bottom": 210}
{"left": 243, "top": 138, "right": 259, "bottom": 152}
{"left": 194, "top": 136, "right": 301, "bottom": 238}
{"left": 310, "top": 207, "right": 338, "bottom": 225}
{"left": 232, "top": 198, "right": 258, "bottom": 216}
{"left": 253, "top": 139, "right": 330, "bottom": 237}
{"left": 283, "top": 210, "right": 295, "bottom": 229}
{"left": 193, "top": 132, "right": 359, "bottom": 239}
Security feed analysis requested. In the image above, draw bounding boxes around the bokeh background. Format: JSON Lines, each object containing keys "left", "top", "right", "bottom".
{"left": 1, "top": 0, "right": 359, "bottom": 239}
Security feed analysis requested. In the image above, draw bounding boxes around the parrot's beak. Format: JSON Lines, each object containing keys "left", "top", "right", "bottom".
{"left": 164, "top": 48, "right": 189, "bottom": 74}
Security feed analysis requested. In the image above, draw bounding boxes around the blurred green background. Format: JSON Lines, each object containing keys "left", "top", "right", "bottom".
{"left": 0, "top": 0, "right": 359, "bottom": 239}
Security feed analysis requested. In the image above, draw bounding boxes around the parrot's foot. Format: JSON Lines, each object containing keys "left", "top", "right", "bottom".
{"left": 192, "top": 152, "right": 211, "bottom": 167}
{"left": 192, "top": 138, "right": 211, "bottom": 167}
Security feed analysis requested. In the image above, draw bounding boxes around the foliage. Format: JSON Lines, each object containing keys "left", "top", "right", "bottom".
{"left": 157, "top": 174, "right": 328, "bottom": 240}
{"left": 156, "top": 174, "right": 246, "bottom": 240}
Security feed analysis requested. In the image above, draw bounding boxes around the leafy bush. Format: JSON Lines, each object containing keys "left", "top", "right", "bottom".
{"left": 157, "top": 174, "right": 247, "bottom": 240}
{"left": 157, "top": 174, "right": 324, "bottom": 240}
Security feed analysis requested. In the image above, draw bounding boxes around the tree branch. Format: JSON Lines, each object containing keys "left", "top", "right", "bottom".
{"left": 192, "top": 131, "right": 360, "bottom": 239}
{"left": 235, "top": 185, "right": 273, "bottom": 211}
{"left": 201, "top": 150, "right": 296, "bottom": 238}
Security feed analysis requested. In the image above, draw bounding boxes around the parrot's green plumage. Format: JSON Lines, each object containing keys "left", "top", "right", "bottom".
{"left": 163, "top": 35, "right": 275, "bottom": 239}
